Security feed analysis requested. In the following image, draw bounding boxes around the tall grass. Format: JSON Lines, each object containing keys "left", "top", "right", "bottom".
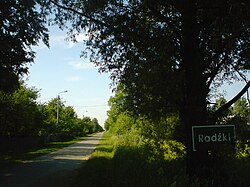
{"left": 73, "top": 132, "right": 188, "bottom": 187}
{"left": 73, "top": 132, "right": 250, "bottom": 187}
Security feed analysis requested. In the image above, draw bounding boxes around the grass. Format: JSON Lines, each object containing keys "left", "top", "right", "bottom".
{"left": 3, "top": 132, "right": 248, "bottom": 186}
{"left": 73, "top": 132, "right": 250, "bottom": 187}
{"left": 0, "top": 136, "right": 86, "bottom": 168}
{"left": 72, "top": 132, "right": 187, "bottom": 187}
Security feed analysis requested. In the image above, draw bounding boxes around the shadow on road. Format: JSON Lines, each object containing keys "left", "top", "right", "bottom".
{"left": 0, "top": 132, "right": 103, "bottom": 187}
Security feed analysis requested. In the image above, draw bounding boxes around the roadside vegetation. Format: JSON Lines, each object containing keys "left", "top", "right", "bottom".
{"left": 0, "top": 81, "right": 103, "bottom": 139}
{"left": 0, "top": 2, "right": 104, "bottom": 167}
{"left": 0, "top": 136, "right": 86, "bottom": 168}
{"left": 74, "top": 133, "right": 250, "bottom": 186}
{"left": 1, "top": 1, "right": 250, "bottom": 186}
{"left": 0, "top": 81, "right": 103, "bottom": 168}
{"left": 43, "top": 1, "right": 250, "bottom": 184}
{"left": 74, "top": 86, "right": 250, "bottom": 187}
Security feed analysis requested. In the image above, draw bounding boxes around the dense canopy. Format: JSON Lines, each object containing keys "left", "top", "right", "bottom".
{"left": 0, "top": 0, "right": 49, "bottom": 92}
{"left": 44, "top": 0, "right": 250, "bottom": 178}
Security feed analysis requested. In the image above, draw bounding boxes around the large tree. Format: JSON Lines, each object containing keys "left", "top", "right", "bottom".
{"left": 0, "top": 0, "right": 49, "bottom": 92}
{"left": 0, "top": 82, "right": 43, "bottom": 137}
{"left": 45, "top": 0, "right": 250, "bottom": 179}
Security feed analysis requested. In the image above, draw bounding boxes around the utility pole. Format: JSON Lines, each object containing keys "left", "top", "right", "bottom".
{"left": 57, "top": 90, "right": 68, "bottom": 124}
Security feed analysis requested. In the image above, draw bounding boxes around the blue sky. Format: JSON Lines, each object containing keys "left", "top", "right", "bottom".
{"left": 25, "top": 26, "right": 249, "bottom": 126}
{"left": 26, "top": 26, "right": 113, "bottom": 126}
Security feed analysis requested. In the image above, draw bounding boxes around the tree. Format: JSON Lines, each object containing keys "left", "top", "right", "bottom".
{"left": 82, "top": 116, "right": 94, "bottom": 134}
{"left": 46, "top": 0, "right": 250, "bottom": 118}
{"left": 43, "top": 98, "right": 58, "bottom": 134}
{"left": 233, "top": 97, "right": 250, "bottom": 119}
{"left": 105, "top": 84, "right": 131, "bottom": 131}
{"left": 60, "top": 106, "right": 78, "bottom": 136}
{"left": 210, "top": 96, "right": 232, "bottom": 122}
{"left": 45, "top": 0, "right": 250, "bottom": 179}
{"left": 0, "top": 0, "right": 49, "bottom": 92}
{"left": 230, "top": 97, "right": 250, "bottom": 140}
{"left": 43, "top": 98, "right": 79, "bottom": 137}
{"left": 91, "top": 118, "right": 103, "bottom": 132}
{"left": 0, "top": 82, "right": 43, "bottom": 136}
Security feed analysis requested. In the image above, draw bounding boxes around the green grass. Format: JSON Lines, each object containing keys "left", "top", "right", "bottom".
{"left": 73, "top": 132, "right": 250, "bottom": 187}
{"left": 73, "top": 132, "right": 187, "bottom": 187}
{"left": 89, "top": 133, "right": 116, "bottom": 159}
{"left": 0, "top": 136, "right": 86, "bottom": 168}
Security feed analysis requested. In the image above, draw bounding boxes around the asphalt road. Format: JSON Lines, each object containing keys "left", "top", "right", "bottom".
{"left": 0, "top": 132, "right": 103, "bottom": 187}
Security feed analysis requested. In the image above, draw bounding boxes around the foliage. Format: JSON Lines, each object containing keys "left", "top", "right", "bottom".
{"left": 0, "top": 136, "right": 86, "bottom": 168}
{"left": 105, "top": 85, "right": 185, "bottom": 161}
{"left": 81, "top": 116, "right": 94, "bottom": 134}
{"left": 104, "top": 84, "right": 131, "bottom": 131}
{"left": 105, "top": 84, "right": 176, "bottom": 142}
{"left": 209, "top": 96, "right": 232, "bottom": 123}
{"left": 0, "top": 80, "right": 103, "bottom": 139}
{"left": 1, "top": 0, "right": 247, "bottom": 183}
{"left": 212, "top": 97, "right": 228, "bottom": 111}
{"left": 235, "top": 140, "right": 250, "bottom": 159}
{"left": 0, "top": 0, "right": 49, "bottom": 92}
{"left": 103, "top": 84, "right": 250, "bottom": 185}
{"left": 73, "top": 132, "right": 187, "bottom": 187}
{"left": 210, "top": 96, "right": 249, "bottom": 124}
{"left": 45, "top": 0, "right": 250, "bottom": 119}
{"left": 74, "top": 132, "right": 250, "bottom": 187}
{"left": 0, "top": 82, "right": 42, "bottom": 136}
{"left": 92, "top": 118, "right": 104, "bottom": 133}
{"left": 227, "top": 97, "right": 250, "bottom": 140}
{"left": 42, "top": 98, "right": 58, "bottom": 134}
{"left": 232, "top": 97, "right": 250, "bottom": 120}
{"left": 43, "top": 99, "right": 103, "bottom": 137}
{"left": 0, "top": 81, "right": 104, "bottom": 171}
{"left": 43, "top": 1, "right": 250, "bottom": 179}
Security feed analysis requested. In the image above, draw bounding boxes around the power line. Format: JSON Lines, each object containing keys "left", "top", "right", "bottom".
{"left": 71, "top": 104, "right": 108, "bottom": 108}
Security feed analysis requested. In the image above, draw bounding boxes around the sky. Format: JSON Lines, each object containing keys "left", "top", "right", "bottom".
{"left": 25, "top": 26, "right": 250, "bottom": 126}
{"left": 26, "top": 26, "right": 113, "bottom": 126}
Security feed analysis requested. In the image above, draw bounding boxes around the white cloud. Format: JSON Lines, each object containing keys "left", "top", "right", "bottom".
{"left": 67, "top": 41, "right": 75, "bottom": 48}
{"left": 33, "top": 32, "right": 89, "bottom": 50}
{"left": 51, "top": 35, "right": 65, "bottom": 43}
{"left": 32, "top": 43, "right": 47, "bottom": 50}
{"left": 73, "top": 33, "right": 89, "bottom": 42}
{"left": 66, "top": 33, "right": 89, "bottom": 48}
{"left": 37, "top": 34, "right": 81, "bottom": 48}
{"left": 68, "top": 60, "right": 97, "bottom": 70}
{"left": 32, "top": 35, "right": 65, "bottom": 50}
{"left": 66, "top": 76, "right": 81, "bottom": 82}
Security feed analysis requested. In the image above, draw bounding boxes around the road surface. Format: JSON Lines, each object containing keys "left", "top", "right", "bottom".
{"left": 0, "top": 132, "right": 103, "bottom": 187}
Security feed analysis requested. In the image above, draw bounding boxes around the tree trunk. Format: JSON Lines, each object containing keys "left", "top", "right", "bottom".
{"left": 180, "top": 0, "right": 211, "bottom": 183}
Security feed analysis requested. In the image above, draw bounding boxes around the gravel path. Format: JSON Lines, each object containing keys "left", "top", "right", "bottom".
{"left": 0, "top": 132, "right": 103, "bottom": 187}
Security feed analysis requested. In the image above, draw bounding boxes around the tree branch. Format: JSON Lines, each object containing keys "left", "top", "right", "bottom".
{"left": 213, "top": 81, "right": 250, "bottom": 120}
{"left": 49, "top": 0, "right": 112, "bottom": 29}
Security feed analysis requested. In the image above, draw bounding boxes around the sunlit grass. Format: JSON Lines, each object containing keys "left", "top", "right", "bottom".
{"left": 73, "top": 132, "right": 187, "bottom": 187}
{"left": 73, "top": 132, "right": 250, "bottom": 187}
{"left": 0, "top": 136, "right": 85, "bottom": 168}
{"left": 90, "top": 132, "right": 116, "bottom": 159}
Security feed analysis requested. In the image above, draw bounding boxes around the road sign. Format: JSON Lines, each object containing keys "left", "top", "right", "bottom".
{"left": 192, "top": 125, "right": 235, "bottom": 151}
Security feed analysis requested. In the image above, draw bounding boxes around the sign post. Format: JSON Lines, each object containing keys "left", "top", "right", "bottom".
{"left": 192, "top": 125, "right": 235, "bottom": 151}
